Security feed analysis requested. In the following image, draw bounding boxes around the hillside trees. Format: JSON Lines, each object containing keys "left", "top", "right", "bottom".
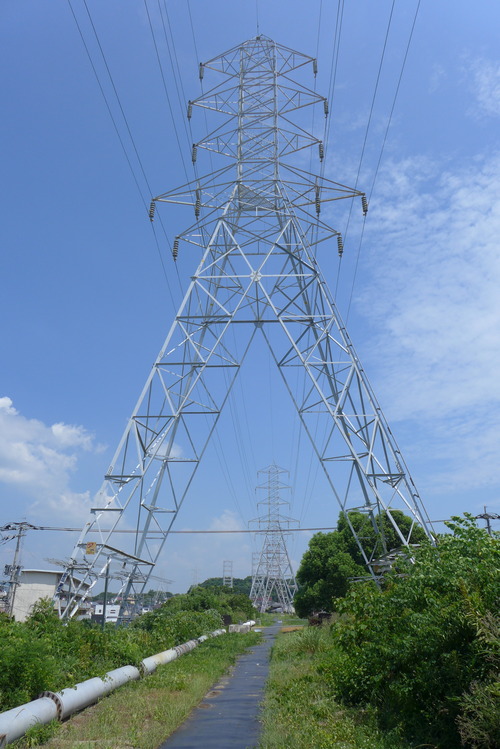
{"left": 198, "top": 576, "right": 253, "bottom": 597}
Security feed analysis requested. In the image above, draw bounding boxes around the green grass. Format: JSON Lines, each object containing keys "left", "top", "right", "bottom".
{"left": 259, "top": 627, "right": 408, "bottom": 749}
{"left": 14, "top": 632, "right": 260, "bottom": 748}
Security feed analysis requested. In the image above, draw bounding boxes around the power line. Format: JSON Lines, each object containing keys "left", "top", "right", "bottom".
{"left": 343, "top": 0, "right": 422, "bottom": 323}
{"left": 341, "top": 0, "right": 395, "bottom": 320}
{"left": 322, "top": 0, "right": 344, "bottom": 174}
{"left": 6, "top": 518, "right": 478, "bottom": 535}
{"left": 143, "top": 0, "right": 190, "bottom": 182}
{"left": 368, "top": 0, "right": 422, "bottom": 203}
{"left": 82, "top": 0, "right": 155, "bottom": 200}
{"left": 12, "top": 524, "right": 337, "bottom": 534}
{"left": 67, "top": 0, "right": 147, "bottom": 210}
{"left": 66, "top": 0, "right": 176, "bottom": 306}
{"left": 160, "top": 0, "right": 190, "bottom": 126}
{"left": 81, "top": 0, "right": 179, "bottom": 287}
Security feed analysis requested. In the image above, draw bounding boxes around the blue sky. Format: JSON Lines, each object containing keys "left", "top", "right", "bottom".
{"left": 1, "top": 0, "right": 500, "bottom": 594}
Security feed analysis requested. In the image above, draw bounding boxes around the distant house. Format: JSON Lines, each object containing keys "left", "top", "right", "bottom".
{"left": 9, "top": 569, "right": 91, "bottom": 622}
{"left": 92, "top": 603, "right": 120, "bottom": 624}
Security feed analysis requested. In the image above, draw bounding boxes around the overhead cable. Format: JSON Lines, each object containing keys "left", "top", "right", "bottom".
{"left": 66, "top": 0, "right": 176, "bottom": 305}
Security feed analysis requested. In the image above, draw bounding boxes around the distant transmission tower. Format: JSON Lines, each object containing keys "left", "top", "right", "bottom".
{"left": 250, "top": 465, "right": 298, "bottom": 613}
{"left": 222, "top": 560, "right": 233, "bottom": 588}
{"left": 55, "top": 35, "right": 434, "bottom": 620}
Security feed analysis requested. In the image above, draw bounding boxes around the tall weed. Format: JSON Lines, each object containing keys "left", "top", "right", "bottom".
{"left": 272, "top": 625, "right": 329, "bottom": 660}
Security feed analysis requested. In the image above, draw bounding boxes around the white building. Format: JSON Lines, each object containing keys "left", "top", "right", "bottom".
{"left": 9, "top": 569, "right": 91, "bottom": 622}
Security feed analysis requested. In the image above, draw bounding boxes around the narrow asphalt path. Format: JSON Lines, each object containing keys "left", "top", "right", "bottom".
{"left": 158, "top": 624, "right": 280, "bottom": 749}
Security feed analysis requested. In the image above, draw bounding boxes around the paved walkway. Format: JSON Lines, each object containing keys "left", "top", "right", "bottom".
{"left": 158, "top": 624, "right": 280, "bottom": 749}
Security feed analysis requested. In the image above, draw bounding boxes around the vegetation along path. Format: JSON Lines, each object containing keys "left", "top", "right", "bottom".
{"left": 159, "top": 624, "right": 280, "bottom": 749}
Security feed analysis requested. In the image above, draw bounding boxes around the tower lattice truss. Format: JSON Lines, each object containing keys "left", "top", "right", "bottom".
{"left": 55, "top": 35, "right": 434, "bottom": 619}
{"left": 250, "top": 465, "right": 298, "bottom": 613}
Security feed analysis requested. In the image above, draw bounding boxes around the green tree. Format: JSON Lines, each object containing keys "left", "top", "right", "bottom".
{"left": 325, "top": 516, "right": 500, "bottom": 747}
{"left": 294, "top": 529, "right": 365, "bottom": 617}
{"left": 294, "top": 510, "right": 428, "bottom": 617}
{"left": 336, "top": 509, "right": 427, "bottom": 565}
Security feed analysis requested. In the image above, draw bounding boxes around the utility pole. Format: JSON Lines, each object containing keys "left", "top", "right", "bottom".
{"left": 101, "top": 557, "right": 111, "bottom": 630}
{"left": 250, "top": 465, "right": 298, "bottom": 613}
{"left": 1, "top": 521, "right": 35, "bottom": 617}
{"left": 55, "top": 35, "right": 434, "bottom": 620}
{"left": 7, "top": 526, "right": 24, "bottom": 617}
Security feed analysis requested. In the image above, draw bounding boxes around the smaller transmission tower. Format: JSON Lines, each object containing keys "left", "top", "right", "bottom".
{"left": 250, "top": 465, "right": 298, "bottom": 613}
{"left": 222, "top": 560, "right": 233, "bottom": 588}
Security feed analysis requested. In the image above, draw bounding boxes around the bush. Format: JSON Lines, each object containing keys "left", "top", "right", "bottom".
{"left": 457, "top": 611, "right": 500, "bottom": 747}
{"left": 0, "top": 614, "right": 59, "bottom": 708}
{"left": 294, "top": 510, "right": 427, "bottom": 618}
{"left": 134, "top": 608, "right": 222, "bottom": 651}
{"left": 320, "top": 517, "right": 500, "bottom": 747}
{"left": 134, "top": 585, "right": 255, "bottom": 640}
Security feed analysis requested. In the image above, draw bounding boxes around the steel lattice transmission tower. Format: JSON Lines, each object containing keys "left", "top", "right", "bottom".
{"left": 222, "top": 560, "right": 233, "bottom": 588}
{"left": 55, "top": 35, "right": 434, "bottom": 619}
{"left": 250, "top": 465, "right": 298, "bottom": 613}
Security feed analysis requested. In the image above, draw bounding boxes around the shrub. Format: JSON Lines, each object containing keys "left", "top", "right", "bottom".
{"left": 134, "top": 585, "right": 255, "bottom": 641}
{"left": 0, "top": 616, "right": 59, "bottom": 708}
{"left": 321, "top": 516, "right": 500, "bottom": 747}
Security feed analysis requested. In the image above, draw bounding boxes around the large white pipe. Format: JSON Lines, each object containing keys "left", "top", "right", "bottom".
{"left": 173, "top": 639, "right": 198, "bottom": 656}
{"left": 41, "top": 665, "right": 141, "bottom": 720}
{"left": 0, "top": 627, "right": 228, "bottom": 746}
{"left": 141, "top": 628, "right": 227, "bottom": 675}
{"left": 140, "top": 648, "right": 178, "bottom": 676}
{"left": 0, "top": 697, "right": 58, "bottom": 747}
{"left": 228, "top": 620, "right": 256, "bottom": 633}
{"left": 209, "top": 628, "right": 227, "bottom": 637}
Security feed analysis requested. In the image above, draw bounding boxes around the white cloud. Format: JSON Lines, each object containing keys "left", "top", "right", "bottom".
{"left": 156, "top": 509, "right": 252, "bottom": 593}
{"left": 152, "top": 440, "right": 183, "bottom": 459}
{"left": 356, "top": 152, "right": 500, "bottom": 491}
{"left": 0, "top": 397, "right": 99, "bottom": 520}
{"left": 208, "top": 508, "right": 243, "bottom": 531}
{"left": 429, "top": 64, "right": 446, "bottom": 94}
{"left": 51, "top": 422, "right": 95, "bottom": 450}
{"left": 31, "top": 490, "right": 93, "bottom": 524}
{"left": 0, "top": 396, "right": 17, "bottom": 415}
{"left": 468, "top": 57, "right": 500, "bottom": 118}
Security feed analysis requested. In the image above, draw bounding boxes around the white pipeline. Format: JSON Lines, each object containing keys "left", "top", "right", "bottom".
{"left": 40, "top": 665, "right": 141, "bottom": 720}
{"left": 0, "top": 698, "right": 58, "bottom": 746}
{"left": 229, "top": 620, "right": 256, "bottom": 633}
{"left": 0, "top": 628, "right": 229, "bottom": 747}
